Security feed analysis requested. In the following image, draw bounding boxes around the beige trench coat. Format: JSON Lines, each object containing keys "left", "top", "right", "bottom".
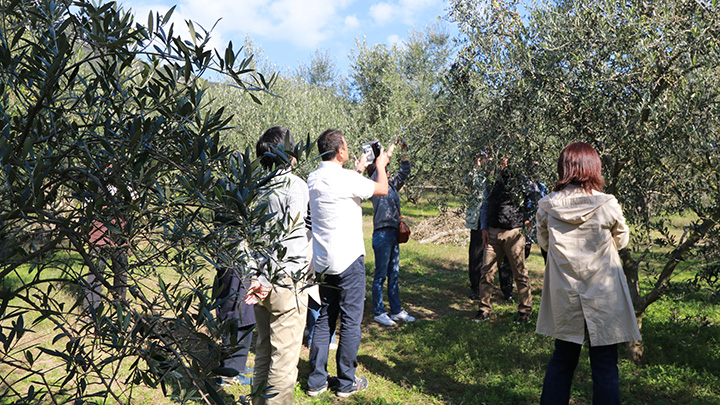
{"left": 535, "top": 186, "right": 641, "bottom": 346}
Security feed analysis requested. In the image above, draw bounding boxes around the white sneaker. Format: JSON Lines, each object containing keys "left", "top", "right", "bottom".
{"left": 390, "top": 310, "right": 415, "bottom": 323}
{"left": 373, "top": 313, "right": 397, "bottom": 326}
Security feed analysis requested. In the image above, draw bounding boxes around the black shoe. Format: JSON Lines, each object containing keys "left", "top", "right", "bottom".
{"left": 514, "top": 312, "right": 531, "bottom": 324}
{"left": 469, "top": 292, "right": 480, "bottom": 300}
{"left": 504, "top": 293, "right": 514, "bottom": 302}
{"left": 472, "top": 310, "right": 490, "bottom": 322}
{"left": 337, "top": 376, "right": 369, "bottom": 398}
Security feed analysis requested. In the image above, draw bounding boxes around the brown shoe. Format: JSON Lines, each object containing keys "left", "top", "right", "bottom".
{"left": 514, "top": 312, "right": 531, "bottom": 324}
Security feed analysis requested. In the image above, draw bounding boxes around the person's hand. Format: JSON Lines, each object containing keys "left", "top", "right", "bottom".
{"left": 387, "top": 142, "right": 397, "bottom": 159}
{"left": 398, "top": 137, "right": 408, "bottom": 151}
{"left": 354, "top": 151, "right": 370, "bottom": 173}
{"left": 244, "top": 280, "right": 271, "bottom": 305}
{"left": 524, "top": 220, "right": 531, "bottom": 229}
{"left": 481, "top": 229, "right": 489, "bottom": 248}
{"left": 396, "top": 137, "right": 409, "bottom": 161}
{"left": 374, "top": 148, "right": 390, "bottom": 169}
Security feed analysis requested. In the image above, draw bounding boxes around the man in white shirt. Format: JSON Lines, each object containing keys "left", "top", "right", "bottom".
{"left": 306, "top": 129, "right": 388, "bottom": 398}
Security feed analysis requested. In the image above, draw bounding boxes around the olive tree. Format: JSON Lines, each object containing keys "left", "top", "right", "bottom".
{"left": 349, "top": 23, "right": 458, "bottom": 201}
{"left": 209, "top": 73, "right": 357, "bottom": 175}
{"left": 449, "top": 0, "right": 720, "bottom": 361}
{"left": 0, "top": 0, "right": 299, "bottom": 403}
{"left": 295, "top": 48, "right": 344, "bottom": 90}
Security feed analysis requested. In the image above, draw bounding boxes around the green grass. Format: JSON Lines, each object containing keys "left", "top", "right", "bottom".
{"left": 214, "top": 205, "right": 720, "bottom": 404}
{"left": 3, "top": 199, "right": 719, "bottom": 404}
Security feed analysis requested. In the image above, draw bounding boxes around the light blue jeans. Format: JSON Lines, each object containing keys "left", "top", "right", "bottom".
{"left": 306, "top": 298, "right": 336, "bottom": 345}
{"left": 372, "top": 227, "right": 401, "bottom": 316}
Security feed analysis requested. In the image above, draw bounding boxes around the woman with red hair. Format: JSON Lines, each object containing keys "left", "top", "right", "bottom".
{"left": 535, "top": 142, "right": 641, "bottom": 404}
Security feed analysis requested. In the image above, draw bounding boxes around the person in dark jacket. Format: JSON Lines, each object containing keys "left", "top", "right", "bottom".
{"left": 367, "top": 139, "right": 415, "bottom": 327}
{"left": 474, "top": 157, "right": 533, "bottom": 324}
{"left": 214, "top": 266, "right": 255, "bottom": 386}
{"left": 466, "top": 153, "right": 515, "bottom": 302}
{"left": 213, "top": 200, "right": 255, "bottom": 386}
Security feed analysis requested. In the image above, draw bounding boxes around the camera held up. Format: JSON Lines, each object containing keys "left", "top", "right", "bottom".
{"left": 361, "top": 140, "right": 382, "bottom": 164}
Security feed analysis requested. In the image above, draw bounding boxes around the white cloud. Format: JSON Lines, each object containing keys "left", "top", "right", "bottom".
{"left": 125, "top": 0, "right": 446, "bottom": 50}
{"left": 400, "top": 0, "right": 440, "bottom": 9}
{"left": 369, "top": 2, "right": 394, "bottom": 25}
{"left": 387, "top": 34, "right": 403, "bottom": 47}
{"left": 118, "top": 0, "right": 451, "bottom": 75}
{"left": 124, "top": 0, "right": 355, "bottom": 50}
{"left": 368, "top": 0, "right": 443, "bottom": 26}
{"left": 344, "top": 15, "right": 360, "bottom": 31}
{"left": 124, "top": 1, "right": 228, "bottom": 51}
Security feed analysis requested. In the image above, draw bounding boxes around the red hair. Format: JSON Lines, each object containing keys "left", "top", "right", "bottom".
{"left": 555, "top": 142, "right": 605, "bottom": 192}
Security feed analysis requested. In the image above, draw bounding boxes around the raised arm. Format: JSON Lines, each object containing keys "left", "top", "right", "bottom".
{"left": 389, "top": 140, "right": 410, "bottom": 191}
{"left": 372, "top": 149, "right": 389, "bottom": 196}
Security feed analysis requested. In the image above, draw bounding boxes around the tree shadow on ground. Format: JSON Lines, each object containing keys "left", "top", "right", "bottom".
{"left": 359, "top": 242, "right": 551, "bottom": 404}
{"left": 299, "top": 235, "right": 719, "bottom": 404}
{"left": 643, "top": 316, "right": 720, "bottom": 375}
{"left": 357, "top": 316, "right": 550, "bottom": 404}
{"left": 364, "top": 246, "right": 546, "bottom": 323}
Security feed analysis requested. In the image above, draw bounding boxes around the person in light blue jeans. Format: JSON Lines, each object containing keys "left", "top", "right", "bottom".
{"left": 305, "top": 296, "right": 337, "bottom": 348}
{"left": 368, "top": 139, "right": 415, "bottom": 327}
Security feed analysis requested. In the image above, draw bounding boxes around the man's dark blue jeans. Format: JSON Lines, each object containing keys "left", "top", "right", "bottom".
{"left": 308, "top": 255, "right": 366, "bottom": 393}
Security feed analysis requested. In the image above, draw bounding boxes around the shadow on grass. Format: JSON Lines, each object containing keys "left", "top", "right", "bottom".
{"left": 300, "top": 220, "right": 720, "bottom": 404}
{"left": 358, "top": 316, "right": 550, "bottom": 404}
{"left": 365, "top": 244, "right": 546, "bottom": 321}
{"left": 621, "top": 313, "right": 720, "bottom": 404}
{"left": 159, "top": 376, "right": 249, "bottom": 405}
{"left": 643, "top": 316, "right": 720, "bottom": 376}
{"left": 359, "top": 239, "right": 551, "bottom": 404}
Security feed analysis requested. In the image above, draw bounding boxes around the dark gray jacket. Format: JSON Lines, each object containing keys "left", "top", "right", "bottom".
{"left": 480, "top": 170, "right": 530, "bottom": 230}
{"left": 371, "top": 160, "right": 411, "bottom": 231}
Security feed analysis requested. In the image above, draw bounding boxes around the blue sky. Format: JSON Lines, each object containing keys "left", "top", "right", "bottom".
{"left": 120, "top": 0, "right": 458, "bottom": 79}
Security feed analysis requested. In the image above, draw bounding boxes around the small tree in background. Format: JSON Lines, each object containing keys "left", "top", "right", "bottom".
{"left": 296, "top": 48, "right": 343, "bottom": 90}
{"left": 0, "top": 0, "right": 304, "bottom": 403}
